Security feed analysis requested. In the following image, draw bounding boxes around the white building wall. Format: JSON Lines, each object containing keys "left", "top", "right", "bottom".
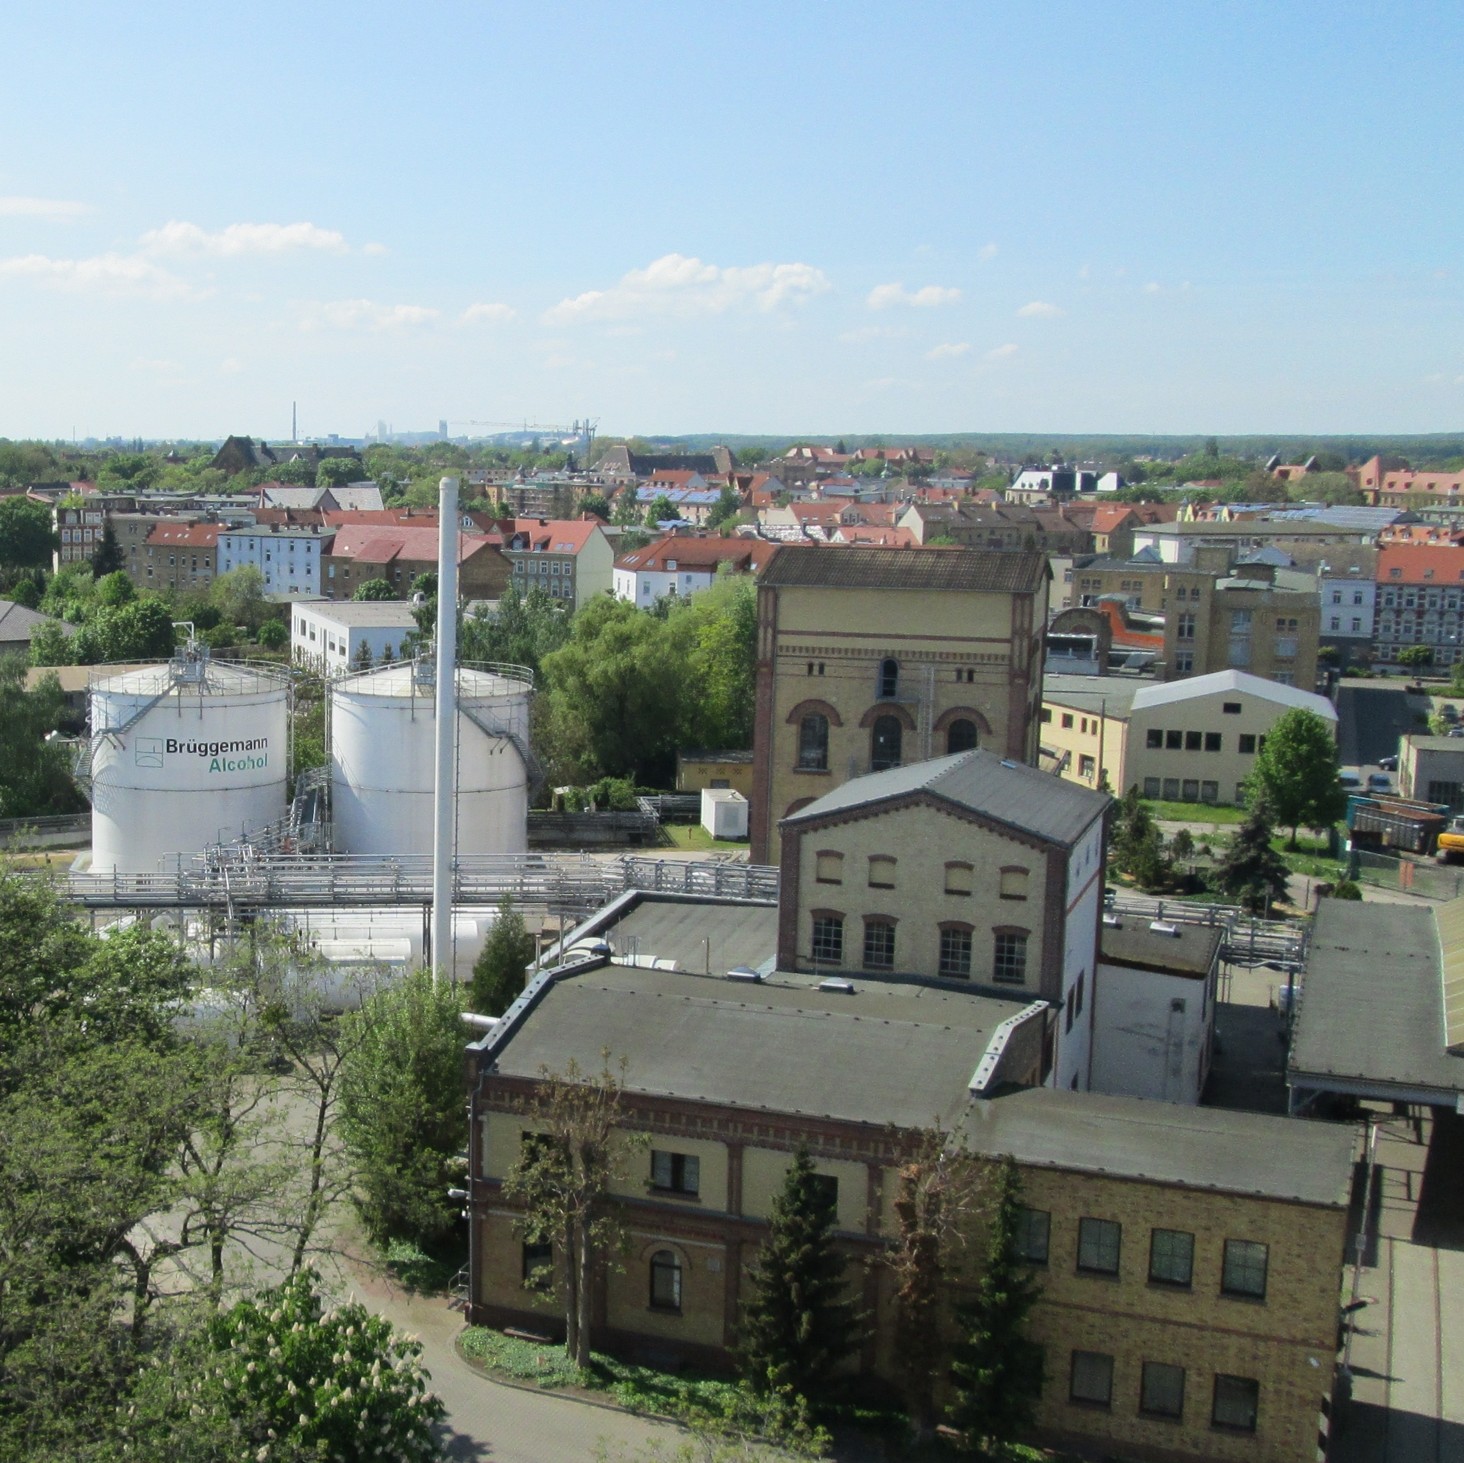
{"left": 1052, "top": 817, "right": 1105, "bottom": 1093}
{"left": 1320, "top": 573, "right": 1376, "bottom": 643}
{"left": 614, "top": 566, "right": 717, "bottom": 604}
{"left": 1128, "top": 531, "right": 1191, "bottom": 564}
{"left": 1089, "top": 959, "right": 1214, "bottom": 1104}
{"left": 291, "top": 604, "right": 416, "bottom": 673}
{"left": 220, "top": 532, "right": 324, "bottom": 596}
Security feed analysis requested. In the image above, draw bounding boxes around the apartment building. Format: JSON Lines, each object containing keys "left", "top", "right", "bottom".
{"left": 612, "top": 534, "right": 777, "bottom": 604}
{"left": 322, "top": 524, "right": 510, "bottom": 603}
{"left": 1373, "top": 543, "right": 1464, "bottom": 667}
{"left": 218, "top": 524, "right": 331, "bottom": 597}
{"left": 500, "top": 518, "right": 613, "bottom": 610}
{"left": 139, "top": 521, "right": 223, "bottom": 594}
{"left": 290, "top": 599, "right": 419, "bottom": 672}
{"left": 748, "top": 546, "right": 1049, "bottom": 864}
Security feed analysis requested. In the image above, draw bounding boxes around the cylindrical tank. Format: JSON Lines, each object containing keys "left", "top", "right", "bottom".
{"left": 90, "top": 658, "right": 290, "bottom": 873}
{"left": 330, "top": 661, "right": 531, "bottom": 857}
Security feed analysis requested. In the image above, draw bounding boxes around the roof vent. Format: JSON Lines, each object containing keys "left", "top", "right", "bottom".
{"left": 818, "top": 978, "right": 855, "bottom": 994}
{"left": 1148, "top": 920, "right": 1181, "bottom": 937}
{"left": 1102, "top": 913, "right": 1123, "bottom": 928}
{"left": 726, "top": 966, "right": 763, "bottom": 983}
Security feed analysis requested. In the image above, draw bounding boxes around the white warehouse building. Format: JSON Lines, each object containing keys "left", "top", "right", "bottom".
{"left": 292, "top": 600, "right": 420, "bottom": 673}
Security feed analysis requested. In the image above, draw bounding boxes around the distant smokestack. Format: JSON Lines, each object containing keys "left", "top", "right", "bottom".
{"left": 431, "top": 476, "right": 460, "bottom": 981}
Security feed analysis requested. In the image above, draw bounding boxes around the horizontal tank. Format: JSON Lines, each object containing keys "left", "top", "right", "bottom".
{"left": 330, "top": 660, "right": 532, "bottom": 858}
{"left": 90, "top": 655, "right": 290, "bottom": 874}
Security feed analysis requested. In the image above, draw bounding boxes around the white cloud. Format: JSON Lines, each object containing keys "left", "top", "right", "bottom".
{"left": 362, "top": 242, "right": 389, "bottom": 257}
{"left": 462, "top": 301, "right": 516, "bottom": 324}
{"left": 1016, "top": 300, "right": 1063, "bottom": 318}
{"left": 0, "top": 195, "right": 90, "bottom": 220}
{"left": 985, "top": 342, "right": 1020, "bottom": 361}
{"left": 140, "top": 220, "right": 349, "bottom": 257}
{"left": 867, "top": 281, "right": 962, "bottom": 309}
{"left": 301, "top": 298, "right": 441, "bottom": 331}
{"left": 1143, "top": 281, "right": 1162, "bottom": 294}
{"left": 926, "top": 341, "right": 971, "bottom": 360}
{"left": 978, "top": 243, "right": 999, "bottom": 262}
{"left": 0, "top": 251, "right": 199, "bottom": 300}
{"left": 544, "top": 252, "right": 830, "bottom": 324}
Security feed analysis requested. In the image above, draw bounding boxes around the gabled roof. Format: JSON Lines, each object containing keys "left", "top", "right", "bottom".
{"left": 146, "top": 522, "right": 223, "bottom": 548}
{"left": 506, "top": 518, "right": 602, "bottom": 554}
{"left": 327, "top": 525, "right": 494, "bottom": 564}
{"left": 0, "top": 602, "right": 73, "bottom": 642}
{"left": 1376, "top": 543, "right": 1464, "bottom": 586}
{"left": 759, "top": 544, "right": 1048, "bottom": 594}
{"left": 782, "top": 749, "right": 1110, "bottom": 848}
{"left": 614, "top": 535, "right": 777, "bottom": 574}
{"left": 1129, "top": 670, "right": 1336, "bottom": 719}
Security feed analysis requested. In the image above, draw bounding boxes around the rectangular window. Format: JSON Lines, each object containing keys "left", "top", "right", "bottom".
{"left": 811, "top": 914, "right": 843, "bottom": 965}
{"left": 1238, "top": 734, "right": 1257, "bottom": 754}
{"left": 1069, "top": 1350, "right": 1114, "bottom": 1407}
{"left": 1077, "top": 1217, "right": 1121, "bottom": 1275}
{"left": 1221, "top": 1239, "right": 1268, "bottom": 1299}
{"left": 1148, "top": 1228, "right": 1194, "bottom": 1287}
{"left": 1204, "top": 732, "right": 1221, "bottom": 752}
{"left": 1200, "top": 780, "right": 1218, "bottom": 803}
{"left": 1222, "top": 702, "right": 1242, "bottom": 714}
{"left": 992, "top": 931, "right": 1028, "bottom": 985}
{"left": 938, "top": 926, "right": 972, "bottom": 979}
{"left": 1165, "top": 730, "right": 1182, "bottom": 749}
{"left": 1140, "top": 1361, "right": 1185, "bottom": 1419}
{"left": 650, "top": 1150, "right": 700, "bottom": 1196}
{"left": 1078, "top": 754, "right": 1095, "bottom": 778}
{"left": 1146, "top": 728, "right": 1162, "bottom": 749}
{"left": 1185, "top": 730, "right": 1202, "bottom": 751}
{"left": 815, "top": 851, "right": 843, "bottom": 885}
{"left": 649, "top": 1252, "right": 682, "bottom": 1312}
{"left": 522, "top": 1239, "right": 553, "bottom": 1290}
{"left": 1212, "top": 1375, "right": 1259, "bottom": 1432}
{"left": 1143, "top": 777, "right": 1161, "bottom": 798}
{"left": 1013, "top": 1206, "right": 1050, "bottom": 1264}
{"left": 1061, "top": 713, "right": 1073, "bottom": 729}
{"left": 868, "top": 855, "right": 896, "bottom": 889}
{"left": 944, "top": 862, "right": 973, "bottom": 895}
{"left": 863, "top": 919, "right": 896, "bottom": 970}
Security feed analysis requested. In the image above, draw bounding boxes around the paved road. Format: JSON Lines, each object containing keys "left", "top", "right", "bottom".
{"left": 1336, "top": 683, "right": 1417, "bottom": 769}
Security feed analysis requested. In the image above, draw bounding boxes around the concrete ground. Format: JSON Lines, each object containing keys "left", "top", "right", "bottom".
{"left": 1329, "top": 1110, "right": 1464, "bottom": 1463}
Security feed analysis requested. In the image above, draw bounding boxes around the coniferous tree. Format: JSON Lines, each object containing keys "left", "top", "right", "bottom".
{"left": 738, "top": 1147, "right": 860, "bottom": 1404}
{"left": 947, "top": 1156, "right": 1044, "bottom": 1454}
{"left": 1111, "top": 784, "right": 1165, "bottom": 888}
{"left": 470, "top": 894, "right": 537, "bottom": 1016}
{"left": 89, "top": 519, "right": 123, "bottom": 576}
{"left": 1215, "top": 793, "right": 1291, "bottom": 914}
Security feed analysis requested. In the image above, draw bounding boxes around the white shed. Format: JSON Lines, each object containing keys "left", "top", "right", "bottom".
{"left": 700, "top": 788, "right": 748, "bottom": 840}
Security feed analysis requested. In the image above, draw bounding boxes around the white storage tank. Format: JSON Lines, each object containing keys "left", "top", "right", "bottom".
{"left": 330, "top": 660, "right": 532, "bottom": 857}
{"left": 90, "top": 654, "right": 290, "bottom": 873}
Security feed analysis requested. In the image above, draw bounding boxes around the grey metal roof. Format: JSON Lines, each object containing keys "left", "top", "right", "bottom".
{"left": 781, "top": 749, "right": 1110, "bottom": 848}
{"left": 593, "top": 899, "right": 778, "bottom": 975}
{"left": 957, "top": 1087, "right": 1354, "bottom": 1208}
{"left": 1289, "top": 902, "right": 1464, "bottom": 1100}
{"left": 490, "top": 963, "right": 1026, "bottom": 1130}
{"left": 1099, "top": 919, "right": 1222, "bottom": 977}
{"left": 759, "top": 545, "right": 1048, "bottom": 594}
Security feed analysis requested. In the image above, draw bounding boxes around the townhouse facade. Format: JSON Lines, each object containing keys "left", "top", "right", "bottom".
{"left": 322, "top": 524, "right": 510, "bottom": 602}
{"left": 218, "top": 524, "right": 331, "bottom": 597}
{"left": 500, "top": 518, "right": 613, "bottom": 610}
{"left": 1373, "top": 543, "right": 1464, "bottom": 667}
{"left": 139, "top": 521, "right": 223, "bottom": 594}
{"left": 612, "top": 534, "right": 776, "bottom": 604}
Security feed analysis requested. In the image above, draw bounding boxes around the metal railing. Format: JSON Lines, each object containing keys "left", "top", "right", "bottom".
{"left": 1106, "top": 891, "right": 1309, "bottom": 968}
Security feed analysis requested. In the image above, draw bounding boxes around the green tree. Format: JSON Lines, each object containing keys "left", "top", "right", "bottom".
{"left": 947, "top": 1156, "right": 1044, "bottom": 1454}
{"left": 1214, "top": 793, "right": 1292, "bottom": 913}
{"left": 705, "top": 483, "right": 742, "bottom": 530}
{"left": 256, "top": 617, "right": 288, "bottom": 650}
{"left": 578, "top": 492, "right": 612, "bottom": 521}
{"left": 210, "top": 564, "right": 268, "bottom": 634}
{"left": 316, "top": 456, "right": 361, "bottom": 489}
{"left": 123, "top": 1268, "right": 445, "bottom": 1462}
{"left": 646, "top": 493, "right": 677, "bottom": 527}
{"left": 470, "top": 894, "right": 537, "bottom": 1016}
{"left": 502, "top": 1054, "right": 646, "bottom": 1369}
{"left": 459, "top": 583, "right": 571, "bottom": 682}
{"left": 354, "top": 577, "right": 397, "bottom": 601}
{"left": 338, "top": 970, "right": 465, "bottom": 1244}
{"left": 1111, "top": 785, "right": 1166, "bottom": 888}
{"left": 89, "top": 519, "right": 124, "bottom": 576}
{"left": 1245, "top": 707, "right": 1347, "bottom": 847}
{"left": 1398, "top": 644, "right": 1433, "bottom": 674}
{"left": 94, "top": 567, "right": 135, "bottom": 607}
{"left": 25, "top": 617, "right": 71, "bottom": 667}
{"left": 0, "top": 496, "right": 55, "bottom": 569}
{"left": 737, "top": 1147, "right": 860, "bottom": 1405}
{"left": 674, "top": 574, "right": 758, "bottom": 750}
{"left": 352, "top": 639, "right": 375, "bottom": 670}
{"left": 0, "top": 659, "right": 82, "bottom": 816}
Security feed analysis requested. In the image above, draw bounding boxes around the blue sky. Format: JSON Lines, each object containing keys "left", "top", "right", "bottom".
{"left": 2, "top": 1, "right": 1461, "bottom": 441}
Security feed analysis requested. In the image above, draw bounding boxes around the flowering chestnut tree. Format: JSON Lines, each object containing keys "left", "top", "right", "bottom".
{"left": 123, "top": 1270, "right": 445, "bottom": 1462}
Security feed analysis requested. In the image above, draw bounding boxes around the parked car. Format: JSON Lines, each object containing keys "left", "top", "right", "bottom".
{"left": 1340, "top": 772, "right": 1362, "bottom": 790}
{"left": 1378, "top": 754, "right": 1399, "bottom": 771}
{"left": 1443, "top": 704, "right": 1460, "bottom": 723}
{"left": 1367, "top": 772, "right": 1393, "bottom": 793}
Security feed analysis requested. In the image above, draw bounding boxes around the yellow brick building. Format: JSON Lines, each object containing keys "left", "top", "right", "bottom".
{"left": 749, "top": 547, "right": 1050, "bottom": 863}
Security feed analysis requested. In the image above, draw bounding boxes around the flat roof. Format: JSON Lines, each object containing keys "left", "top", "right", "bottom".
{"left": 1289, "top": 901, "right": 1464, "bottom": 1102}
{"left": 1042, "top": 674, "right": 1144, "bottom": 719}
{"left": 294, "top": 601, "right": 421, "bottom": 628}
{"left": 489, "top": 962, "right": 1028, "bottom": 1131}
{"left": 1099, "top": 919, "right": 1222, "bottom": 977}
{"left": 592, "top": 897, "right": 778, "bottom": 975}
{"left": 958, "top": 1087, "right": 1354, "bottom": 1208}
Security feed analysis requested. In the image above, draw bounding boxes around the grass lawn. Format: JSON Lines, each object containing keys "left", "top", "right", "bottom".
{"left": 1143, "top": 800, "right": 1247, "bottom": 825}
{"left": 659, "top": 823, "right": 749, "bottom": 853}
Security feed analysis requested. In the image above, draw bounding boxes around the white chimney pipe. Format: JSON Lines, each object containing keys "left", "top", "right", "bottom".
{"left": 431, "top": 476, "right": 459, "bottom": 981}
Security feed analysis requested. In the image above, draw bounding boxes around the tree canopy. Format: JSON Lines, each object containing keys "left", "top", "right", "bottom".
{"left": 0, "top": 496, "right": 55, "bottom": 569}
{"left": 1244, "top": 707, "right": 1346, "bottom": 846}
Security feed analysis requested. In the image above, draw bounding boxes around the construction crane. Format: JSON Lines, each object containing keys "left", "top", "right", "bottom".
{"left": 446, "top": 417, "right": 598, "bottom": 458}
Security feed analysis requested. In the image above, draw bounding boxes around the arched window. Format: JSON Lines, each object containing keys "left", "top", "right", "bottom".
{"left": 649, "top": 1250, "right": 682, "bottom": 1312}
{"left": 871, "top": 715, "right": 903, "bottom": 771}
{"left": 798, "top": 713, "right": 829, "bottom": 770}
{"left": 947, "top": 718, "right": 979, "bottom": 754}
{"left": 878, "top": 657, "right": 899, "bottom": 699}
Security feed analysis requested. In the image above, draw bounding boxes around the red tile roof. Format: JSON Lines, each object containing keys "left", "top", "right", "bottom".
{"left": 146, "top": 522, "right": 223, "bottom": 548}
{"left": 1376, "top": 544, "right": 1464, "bottom": 585}
{"left": 614, "top": 534, "right": 778, "bottom": 574}
{"left": 328, "top": 525, "right": 495, "bottom": 565}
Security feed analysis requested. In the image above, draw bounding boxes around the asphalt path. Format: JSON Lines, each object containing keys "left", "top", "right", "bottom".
{"left": 1336, "top": 683, "right": 1417, "bottom": 770}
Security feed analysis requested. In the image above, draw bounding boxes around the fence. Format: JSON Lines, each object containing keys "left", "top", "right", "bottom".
{"left": 1351, "top": 848, "right": 1464, "bottom": 901}
{"left": 0, "top": 813, "right": 91, "bottom": 848}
